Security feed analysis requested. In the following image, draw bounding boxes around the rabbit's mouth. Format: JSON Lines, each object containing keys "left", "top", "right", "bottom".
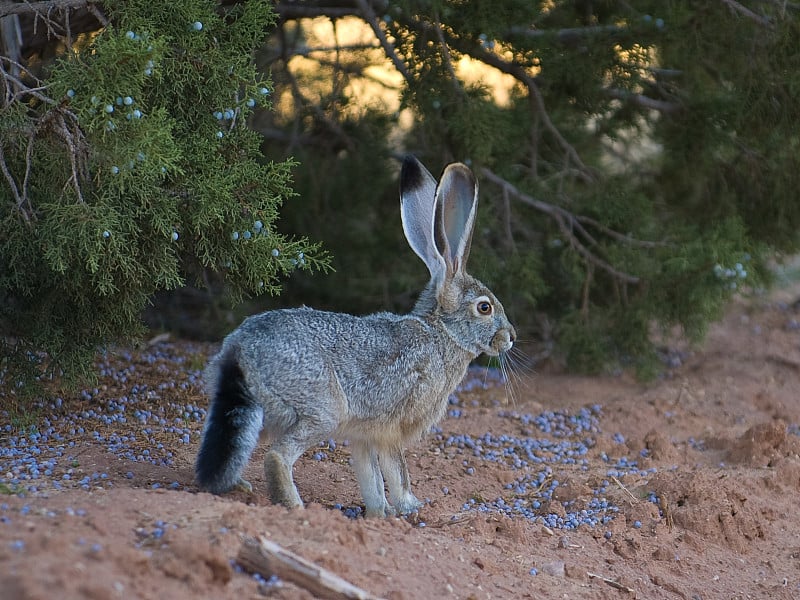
{"left": 484, "top": 329, "right": 515, "bottom": 355}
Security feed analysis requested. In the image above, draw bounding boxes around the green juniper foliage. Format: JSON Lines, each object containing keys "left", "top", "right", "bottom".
{"left": 0, "top": 0, "right": 329, "bottom": 388}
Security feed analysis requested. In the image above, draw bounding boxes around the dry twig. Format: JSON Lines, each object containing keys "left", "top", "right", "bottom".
{"left": 611, "top": 475, "right": 639, "bottom": 505}
{"left": 658, "top": 493, "right": 674, "bottom": 532}
{"left": 587, "top": 571, "right": 636, "bottom": 593}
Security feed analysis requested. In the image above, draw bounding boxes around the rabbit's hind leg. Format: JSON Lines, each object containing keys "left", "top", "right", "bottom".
{"left": 380, "top": 446, "right": 424, "bottom": 515}
{"left": 263, "top": 401, "right": 340, "bottom": 509}
{"left": 351, "top": 442, "right": 394, "bottom": 518}
{"left": 263, "top": 426, "right": 315, "bottom": 508}
{"left": 263, "top": 449, "right": 303, "bottom": 508}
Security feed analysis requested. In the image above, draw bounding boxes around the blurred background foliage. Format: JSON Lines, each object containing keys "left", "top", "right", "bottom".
{"left": 253, "top": 0, "right": 798, "bottom": 376}
{"left": 2, "top": 0, "right": 799, "bottom": 386}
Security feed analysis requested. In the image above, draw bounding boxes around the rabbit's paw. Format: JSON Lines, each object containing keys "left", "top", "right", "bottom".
{"left": 233, "top": 478, "right": 253, "bottom": 493}
{"left": 364, "top": 500, "right": 396, "bottom": 518}
{"left": 393, "top": 494, "right": 424, "bottom": 515}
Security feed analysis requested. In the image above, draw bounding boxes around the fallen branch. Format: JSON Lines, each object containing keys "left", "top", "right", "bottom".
{"left": 237, "top": 535, "right": 384, "bottom": 600}
{"left": 658, "top": 493, "right": 674, "bottom": 532}
{"left": 765, "top": 354, "right": 800, "bottom": 371}
{"left": 425, "top": 512, "right": 475, "bottom": 527}
{"left": 587, "top": 571, "right": 635, "bottom": 593}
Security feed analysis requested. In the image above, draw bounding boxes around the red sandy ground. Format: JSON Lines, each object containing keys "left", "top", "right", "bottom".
{"left": 2, "top": 288, "right": 800, "bottom": 600}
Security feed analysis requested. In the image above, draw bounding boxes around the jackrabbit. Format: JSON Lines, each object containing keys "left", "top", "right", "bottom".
{"left": 195, "top": 156, "right": 516, "bottom": 517}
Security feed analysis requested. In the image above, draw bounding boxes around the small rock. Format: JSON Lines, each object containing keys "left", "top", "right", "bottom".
{"left": 564, "top": 563, "right": 586, "bottom": 580}
{"left": 644, "top": 429, "right": 679, "bottom": 462}
{"left": 541, "top": 560, "right": 565, "bottom": 577}
{"left": 652, "top": 546, "right": 674, "bottom": 561}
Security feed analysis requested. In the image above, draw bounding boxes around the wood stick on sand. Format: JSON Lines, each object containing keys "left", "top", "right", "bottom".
{"left": 237, "top": 535, "right": 384, "bottom": 600}
{"left": 587, "top": 571, "right": 635, "bottom": 593}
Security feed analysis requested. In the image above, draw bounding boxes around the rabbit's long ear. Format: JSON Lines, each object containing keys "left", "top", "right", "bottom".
{"left": 400, "top": 155, "right": 447, "bottom": 281}
{"left": 434, "top": 163, "right": 478, "bottom": 276}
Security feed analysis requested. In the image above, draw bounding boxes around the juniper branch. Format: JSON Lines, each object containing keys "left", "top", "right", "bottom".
{"left": 720, "top": 0, "right": 776, "bottom": 28}
{"left": 605, "top": 88, "right": 681, "bottom": 113}
{"left": 0, "top": 56, "right": 53, "bottom": 104}
{"left": 354, "top": 0, "right": 412, "bottom": 86}
{"left": 574, "top": 215, "right": 669, "bottom": 249}
{"left": 480, "top": 167, "right": 643, "bottom": 284}
{"left": 433, "top": 26, "right": 597, "bottom": 183}
{"left": 505, "top": 24, "right": 627, "bottom": 42}
{"left": 0, "top": 143, "right": 27, "bottom": 220}
{"left": 263, "top": 43, "right": 382, "bottom": 64}
{"left": 280, "top": 45, "right": 356, "bottom": 152}
{"left": 0, "top": 0, "right": 97, "bottom": 18}
{"left": 432, "top": 12, "right": 462, "bottom": 93}
{"left": 274, "top": 3, "right": 359, "bottom": 20}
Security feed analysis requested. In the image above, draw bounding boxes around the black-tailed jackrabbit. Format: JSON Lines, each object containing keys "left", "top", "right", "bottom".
{"left": 196, "top": 156, "right": 515, "bottom": 517}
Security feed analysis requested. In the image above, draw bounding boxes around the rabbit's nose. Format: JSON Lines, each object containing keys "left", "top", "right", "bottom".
{"left": 494, "top": 327, "right": 515, "bottom": 352}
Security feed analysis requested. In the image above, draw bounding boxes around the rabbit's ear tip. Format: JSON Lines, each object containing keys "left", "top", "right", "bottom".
{"left": 444, "top": 162, "right": 476, "bottom": 181}
{"left": 400, "top": 155, "right": 425, "bottom": 191}
{"left": 402, "top": 153, "right": 420, "bottom": 167}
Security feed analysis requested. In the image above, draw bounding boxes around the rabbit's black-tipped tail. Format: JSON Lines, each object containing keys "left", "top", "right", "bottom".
{"left": 195, "top": 352, "right": 262, "bottom": 494}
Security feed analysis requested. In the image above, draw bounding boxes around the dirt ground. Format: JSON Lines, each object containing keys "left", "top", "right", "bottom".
{"left": 2, "top": 287, "right": 800, "bottom": 600}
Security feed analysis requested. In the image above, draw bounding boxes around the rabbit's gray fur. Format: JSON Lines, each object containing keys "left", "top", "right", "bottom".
{"left": 196, "top": 156, "right": 516, "bottom": 517}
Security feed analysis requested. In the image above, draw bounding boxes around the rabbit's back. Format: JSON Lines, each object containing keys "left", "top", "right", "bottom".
{"left": 214, "top": 307, "right": 470, "bottom": 445}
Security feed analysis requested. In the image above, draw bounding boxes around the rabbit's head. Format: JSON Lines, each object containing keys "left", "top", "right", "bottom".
{"left": 400, "top": 156, "right": 516, "bottom": 358}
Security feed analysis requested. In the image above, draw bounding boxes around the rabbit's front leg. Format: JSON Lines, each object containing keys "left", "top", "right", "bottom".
{"left": 351, "top": 442, "right": 394, "bottom": 517}
{"left": 381, "top": 446, "right": 424, "bottom": 515}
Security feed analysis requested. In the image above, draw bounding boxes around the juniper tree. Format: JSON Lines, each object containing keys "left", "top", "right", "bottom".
{"left": 0, "top": 0, "right": 329, "bottom": 389}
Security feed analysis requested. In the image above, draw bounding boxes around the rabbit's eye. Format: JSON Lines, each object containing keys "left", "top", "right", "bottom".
{"left": 477, "top": 300, "right": 493, "bottom": 315}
